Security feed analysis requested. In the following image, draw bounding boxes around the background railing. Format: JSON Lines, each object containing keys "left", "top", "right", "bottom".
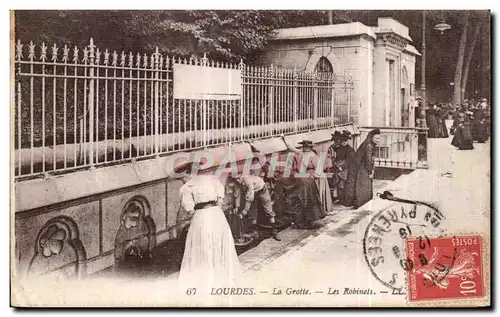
{"left": 14, "top": 38, "right": 355, "bottom": 180}
{"left": 358, "top": 127, "right": 423, "bottom": 170}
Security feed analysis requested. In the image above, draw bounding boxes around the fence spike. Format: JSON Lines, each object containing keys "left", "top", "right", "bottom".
{"left": 159, "top": 55, "right": 164, "bottom": 69}
{"left": 143, "top": 53, "right": 148, "bottom": 68}
{"left": 72, "top": 46, "right": 79, "bottom": 63}
{"left": 154, "top": 47, "right": 160, "bottom": 67}
{"left": 62, "top": 44, "right": 69, "bottom": 63}
{"left": 95, "top": 47, "right": 101, "bottom": 64}
{"left": 120, "top": 51, "right": 126, "bottom": 66}
{"left": 103, "top": 49, "right": 110, "bottom": 65}
{"left": 112, "top": 51, "right": 118, "bottom": 66}
{"left": 129, "top": 52, "right": 133, "bottom": 67}
{"left": 16, "top": 40, "right": 23, "bottom": 60}
{"left": 150, "top": 52, "right": 155, "bottom": 69}
{"left": 82, "top": 46, "right": 89, "bottom": 63}
{"left": 89, "top": 39, "right": 95, "bottom": 60}
{"left": 165, "top": 55, "right": 170, "bottom": 67}
{"left": 28, "top": 41, "right": 35, "bottom": 60}
{"left": 51, "top": 43, "right": 58, "bottom": 62}
{"left": 136, "top": 52, "right": 141, "bottom": 67}
{"left": 40, "top": 42, "right": 47, "bottom": 61}
{"left": 201, "top": 53, "right": 208, "bottom": 66}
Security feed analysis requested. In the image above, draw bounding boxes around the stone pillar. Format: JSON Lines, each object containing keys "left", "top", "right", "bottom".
{"left": 372, "top": 38, "right": 387, "bottom": 126}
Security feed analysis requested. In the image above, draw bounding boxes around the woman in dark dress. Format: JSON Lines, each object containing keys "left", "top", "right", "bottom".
{"left": 269, "top": 139, "right": 326, "bottom": 229}
{"left": 328, "top": 130, "right": 355, "bottom": 205}
{"left": 451, "top": 114, "right": 474, "bottom": 150}
{"left": 271, "top": 164, "right": 326, "bottom": 229}
{"left": 473, "top": 107, "right": 488, "bottom": 143}
{"left": 436, "top": 106, "right": 449, "bottom": 138}
{"left": 344, "top": 129, "right": 381, "bottom": 209}
{"left": 426, "top": 105, "right": 439, "bottom": 138}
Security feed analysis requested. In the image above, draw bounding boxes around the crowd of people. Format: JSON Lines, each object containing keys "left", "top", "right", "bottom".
{"left": 173, "top": 95, "right": 491, "bottom": 291}
{"left": 421, "top": 97, "right": 490, "bottom": 150}
{"left": 174, "top": 128, "right": 382, "bottom": 292}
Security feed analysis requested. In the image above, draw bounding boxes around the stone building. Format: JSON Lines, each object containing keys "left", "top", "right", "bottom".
{"left": 257, "top": 17, "right": 421, "bottom": 128}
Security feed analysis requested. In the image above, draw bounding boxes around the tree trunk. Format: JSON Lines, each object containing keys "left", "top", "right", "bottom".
{"left": 453, "top": 12, "right": 470, "bottom": 106}
{"left": 461, "top": 22, "right": 481, "bottom": 101}
{"left": 480, "top": 20, "right": 490, "bottom": 100}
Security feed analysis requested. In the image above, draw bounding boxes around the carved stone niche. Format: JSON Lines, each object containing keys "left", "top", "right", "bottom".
{"left": 28, "top": 216, "right": 87, "bottom": 280}
{"left": 114, "top": 196, "right": 156, "bottom": 277}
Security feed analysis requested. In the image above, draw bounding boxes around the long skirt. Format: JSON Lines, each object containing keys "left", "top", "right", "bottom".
{"left": 275, "top": 178, "right": 325, "bottom": 225}
{"left": 353, "top": 167, "right": 373, "bottom": 208}
{"left": 438, "top": 120, "right": 449, "bottom": 138}
{"left": 474, "top": 121, "right": 488, "bottom": 143}
{"left": 315, "top": 177, "right": 333, "bottom": 214}
{"left": 427, "top": 115, "right": 439, "bottom": 138}
{"left": 451, "top": 126, "right": 474, "bottom": 150}
{"left": 178, "top": 205, "right": 241, "bottom": 292}
{"left": 344, "top": 167, "right": 373, "bottom": 208}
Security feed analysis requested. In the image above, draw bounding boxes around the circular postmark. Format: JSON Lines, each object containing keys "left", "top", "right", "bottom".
{"left": 363, "top": 199, "right": 446, "bottom": 292}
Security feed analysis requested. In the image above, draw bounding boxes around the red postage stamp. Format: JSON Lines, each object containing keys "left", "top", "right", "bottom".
{"left": 405, "top": 235, "right": 485, "bottom": 302}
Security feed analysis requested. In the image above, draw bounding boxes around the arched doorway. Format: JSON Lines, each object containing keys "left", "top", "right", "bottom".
{"left": 314, "top": 57, "right": 337, "bottom": 125}
{"left": 315, "top": 56, "right": 334, "bottom": 73}
{"left": 401, "top": 67, "right": 410, "bottom": 127}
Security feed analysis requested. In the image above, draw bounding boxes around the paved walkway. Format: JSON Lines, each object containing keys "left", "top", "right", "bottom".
{"left": 14, "top": 137, "right": 489, "bottom": 307}
{"left": 237, "top": 137, "right": 490, "bottom": 307}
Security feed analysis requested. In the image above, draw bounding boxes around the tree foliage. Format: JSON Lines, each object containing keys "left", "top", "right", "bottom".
{"left": 14, "top": 10, "right": 490, "bottom": 101}
{"left": 14, "top": 10, "right": 328, "bottom": 62}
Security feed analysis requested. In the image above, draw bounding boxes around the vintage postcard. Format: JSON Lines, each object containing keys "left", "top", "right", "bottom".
{"left": 10, "top": 9, "right": 491, "bottom": 307}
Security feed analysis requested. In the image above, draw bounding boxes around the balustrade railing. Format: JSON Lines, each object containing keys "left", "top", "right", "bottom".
{"left": 358, "top": 127, "right": 427, "bottom": 169}
{"left": 14, "top": 38, "right": 355, "bottom": 180}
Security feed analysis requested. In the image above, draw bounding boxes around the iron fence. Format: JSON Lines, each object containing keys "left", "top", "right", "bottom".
{"left": 14, "top": 38, "right": 354, "bottom": 180}
{"left": 358, "top": 127, "right": 421, "bottom": 169}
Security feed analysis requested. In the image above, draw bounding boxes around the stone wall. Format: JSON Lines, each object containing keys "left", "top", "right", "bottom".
{"left": 14, "top": 124, "right": 359, "bottom": 279}
{"left": 257, "top": 36, "right": 373, "bottom": 127}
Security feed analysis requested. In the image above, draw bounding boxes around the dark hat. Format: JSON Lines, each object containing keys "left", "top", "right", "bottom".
{"left": 340, "top": 130, "right": 352, "bottom": 140}
{"left": 331, "top": 131, "right": 342, "bottom": 141}
{"left": 369, "top": 128, "right": 381, "bottom": 136}
{"left": 298, "top": 140, "right": 314, "bottom": 147}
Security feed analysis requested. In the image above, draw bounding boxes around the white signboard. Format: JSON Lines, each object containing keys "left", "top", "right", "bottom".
{"left": 173, "top": 64, "right": 242, "bottom": 100}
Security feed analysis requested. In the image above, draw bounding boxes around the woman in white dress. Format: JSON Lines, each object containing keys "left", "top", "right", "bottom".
{"left": 176, "top": 162, "right": 241, "bottom": 294}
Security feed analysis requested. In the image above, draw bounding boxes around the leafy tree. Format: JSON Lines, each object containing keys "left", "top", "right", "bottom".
{"left": 14, "top": 10, "right": 327, "bottom": 62}
{"left": 14, "top": 10, "right": 490, "bottom": 102}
